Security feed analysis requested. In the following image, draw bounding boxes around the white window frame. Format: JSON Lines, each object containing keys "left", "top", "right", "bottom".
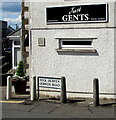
{"left": 60, "top": 39, "right": 93, "bottom": 49}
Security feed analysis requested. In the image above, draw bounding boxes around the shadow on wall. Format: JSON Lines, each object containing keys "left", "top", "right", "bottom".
{"left": 57, "top": 51, "right": 99, "bottom": 56}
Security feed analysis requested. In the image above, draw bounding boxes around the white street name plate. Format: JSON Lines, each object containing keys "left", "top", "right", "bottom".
{"left": 39, "top": 77, "right": 61, "bottom": 89}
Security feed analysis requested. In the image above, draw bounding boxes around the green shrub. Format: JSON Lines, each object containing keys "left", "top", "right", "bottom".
{"left": 16, "top": 61, "right": 25, "bottom": 77}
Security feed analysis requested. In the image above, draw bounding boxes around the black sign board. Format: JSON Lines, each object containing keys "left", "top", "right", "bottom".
{"left": 46, "top": 4, "right": 108, "bottom": 24}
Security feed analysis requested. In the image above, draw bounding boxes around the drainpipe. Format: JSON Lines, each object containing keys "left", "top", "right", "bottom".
{"left": 21, "top": 0, "right": 26, "bottom": 73}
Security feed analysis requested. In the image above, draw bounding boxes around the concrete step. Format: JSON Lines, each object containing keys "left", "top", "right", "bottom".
{"left": 0, "top": 62, "right": 9, "bottom": 70}
{"left": 0, "top": 55, "right": 12, "bottom": 74}
{"left": 0, "top": 56, "right": 5, "bottom": 64}
{"left": 0, "top": 74, "right": 8, "bottom": 86}
{"left": 0, "top": 62, "right": 11, "bottom": 75}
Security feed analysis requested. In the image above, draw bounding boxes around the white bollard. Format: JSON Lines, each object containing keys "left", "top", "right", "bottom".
{"left": 6, "top": 76, "right": 12, "bottom": 100}
{"left": 30, "top": 76, "right": 36, "bottom": 101}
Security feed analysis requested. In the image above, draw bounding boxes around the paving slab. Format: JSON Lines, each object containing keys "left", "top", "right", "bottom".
{"left": 29, "top": 101, "right": 61, "bottom": 114}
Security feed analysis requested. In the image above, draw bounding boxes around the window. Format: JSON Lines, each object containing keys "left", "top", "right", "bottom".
{"left": 56, "top": 38, "right": 96, "bottom": 53}
{"left": 12, "top": 40, "right": 21, "bottom": 68}
{"left": 14, "top": 47, "right": 21, "bottom": 67}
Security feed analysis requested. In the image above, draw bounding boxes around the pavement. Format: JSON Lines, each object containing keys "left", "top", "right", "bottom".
{"left": 1, "top": 86, "right": 116, "bottom": 119}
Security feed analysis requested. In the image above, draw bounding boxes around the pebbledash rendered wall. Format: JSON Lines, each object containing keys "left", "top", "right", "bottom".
{"left": 29, "top": 0, "right": 116, "bottom": 98}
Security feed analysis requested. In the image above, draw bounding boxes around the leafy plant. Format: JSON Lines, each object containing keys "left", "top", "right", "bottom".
{"left": 16, "top": 61, "right": 25, "bottom": 77}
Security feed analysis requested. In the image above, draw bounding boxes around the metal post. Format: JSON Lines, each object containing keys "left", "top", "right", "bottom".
{"left": 61, "top": 76, "right": 67, "bottom": 103}
{"left": 30, "top": 76, "right": 36, "bottom": 101}
{"left": 6, "top": 76, "right": 12, "bottom": 100}
{"left": 93, "top": 78, "right": 99, "bottom": 106}
{"left": 37, "top": 77, "right": 39, "bottom": 100}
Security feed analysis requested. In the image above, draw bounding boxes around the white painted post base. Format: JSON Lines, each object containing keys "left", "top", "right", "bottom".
{"left": 6, "top": 76, "right": 12, "bottom": 100}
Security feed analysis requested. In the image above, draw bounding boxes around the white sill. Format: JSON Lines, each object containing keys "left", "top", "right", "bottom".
{"left": 56, "top": 48, "right": 96, "bottom": 53}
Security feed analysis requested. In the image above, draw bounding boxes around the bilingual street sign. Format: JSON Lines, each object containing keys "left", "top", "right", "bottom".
{"left": 39, "top": 77, "right": 61, "bottom": 89}
{"left": 47, "top": 4, "right": 108, "bottom": 24}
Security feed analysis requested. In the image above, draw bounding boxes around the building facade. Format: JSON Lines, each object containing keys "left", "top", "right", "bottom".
{"left": 8, "top": 29, "right": 21, "bottom": 69}
{"left": 0, "top": 21, "right": 7, "bottom": 40}
{"left": 23, "top": 0, "right": 116, "bottom": 99}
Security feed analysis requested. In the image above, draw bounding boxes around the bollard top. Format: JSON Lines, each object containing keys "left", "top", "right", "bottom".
{"left": 93, "top": 78, "right": 99, "bottom": 81}
{"left": 61, "top": 76, "right": 65, "bottom": 78}
{"left": 32, "top": 76, "right": 36, "bottom": 79}
{"left": 61, "top": 76, "right": 66, "bottom": 80}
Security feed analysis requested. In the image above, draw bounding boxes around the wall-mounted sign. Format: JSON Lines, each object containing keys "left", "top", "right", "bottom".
{"left": 46, "top": 4, "right": 108, "bottom": 24}
{"left": 38, "top": 38, "right": 45, "bottom": 46}
{"left": 39, "top": 77, "right": 61, "bottom": 89}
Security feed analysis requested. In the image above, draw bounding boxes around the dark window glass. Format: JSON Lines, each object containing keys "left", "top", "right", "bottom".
{"left": 62, "top": 41, "right": 92, "bottom": 45}
{"left": 14, "top": 47, "right": 21, "bottom": 67}
{"left": 14, "top": 41, "right": 20, "bottom": 45}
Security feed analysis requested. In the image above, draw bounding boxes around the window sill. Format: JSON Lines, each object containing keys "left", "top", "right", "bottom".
{"left": 56, "top": 48, "right": 96, "bottom": 53}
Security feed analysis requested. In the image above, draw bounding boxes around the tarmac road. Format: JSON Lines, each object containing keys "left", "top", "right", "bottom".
{"left": 2, "top": 100, "right": 116, "bottom": 119}
{"left": 1, "top": 86, "right": 116, "bottom": 119}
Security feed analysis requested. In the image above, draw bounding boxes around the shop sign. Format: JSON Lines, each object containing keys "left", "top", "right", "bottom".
{"left": 39, "top": 77, "right": 61, "bottom": 89}
{"left": 47, "top": 4, "right": 108, "bottom": 24}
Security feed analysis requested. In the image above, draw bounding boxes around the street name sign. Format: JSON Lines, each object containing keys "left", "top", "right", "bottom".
{"left": 39, "top": 77, "right": 61, "bottom": 89}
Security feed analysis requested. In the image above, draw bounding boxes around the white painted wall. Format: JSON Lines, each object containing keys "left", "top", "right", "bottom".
{"left": 29, "top": 0, "right": 116, "bottom": 98}
{"left": 29, "top": 2, "right": 116, "bottom": 28}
